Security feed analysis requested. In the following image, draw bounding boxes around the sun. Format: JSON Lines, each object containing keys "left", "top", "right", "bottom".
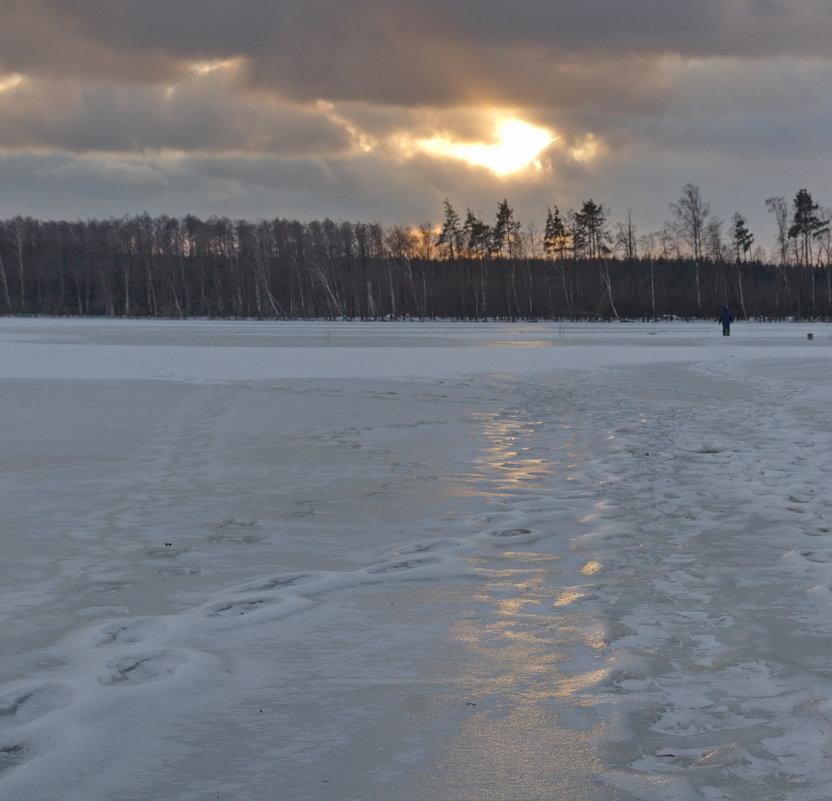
{"left": 419, "top": 118, "right": 555, "bottom": 175}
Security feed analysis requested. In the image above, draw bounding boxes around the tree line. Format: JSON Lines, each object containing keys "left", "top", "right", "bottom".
{"left": 1, "top": 185, "right": 831, "bottom": 321}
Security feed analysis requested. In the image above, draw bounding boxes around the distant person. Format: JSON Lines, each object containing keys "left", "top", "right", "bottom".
{"left": 719, "top": 306, "right": 733, "bottom": 336}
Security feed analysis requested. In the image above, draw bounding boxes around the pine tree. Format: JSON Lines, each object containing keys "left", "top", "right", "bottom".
{"left": 788, "top": 189, "right": 828, "bottom": 266}
{"left": 543, "top": 206, "right": 569, "bottom": 260}
{"left": 462, "top": 209, "right": 491, "bottom": 258}
{"left": 491, "top": 199, "right": 520, "bottom": 257}
{"left": 574, "top": 199, "right": 608, "bottom": 259}
{"left": 437, "top": 199, "right": 462, "bottom": 260}
{"left": 731, "top": 213, "right": 754, "bottom": 263}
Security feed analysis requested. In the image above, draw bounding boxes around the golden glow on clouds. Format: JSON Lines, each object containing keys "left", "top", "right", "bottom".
{"left": 0, "top": 74, "right": 24, "bottom": 92}
{"left": 317, "top": 101, "right": 375, "bottom": 153}
{"left": 188, "top": 58, "right": 243, "bottom": 76}
{"left": 161, "top": 59, "right": 245, "bottom": 102}
{"left": 418, "top": 118, "right": 555, "bottom": 175}
{"left": 569, "top": 133, "right": 603, "bottom": 162}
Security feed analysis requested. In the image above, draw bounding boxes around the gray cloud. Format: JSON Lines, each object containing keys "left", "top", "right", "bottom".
{"left": 2, "top": 138, "right": 830, "bottom": 256}
{"left": 6, "top": 1, "right": 832, "bottom": 121}
{"left": 7, "top": 1, "right": 832, "bottom": 94}
{"left": 0, "top": 68, "right": 353, "bottom": 156}
{"left": 1, "top": 0, "right": 831, "bottom": 244}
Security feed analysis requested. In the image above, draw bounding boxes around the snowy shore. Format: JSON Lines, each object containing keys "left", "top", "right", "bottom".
{"left": 0, "top": 319, "right": 830, "bottom": 800}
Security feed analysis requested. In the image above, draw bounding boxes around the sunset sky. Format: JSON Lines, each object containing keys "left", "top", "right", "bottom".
{"left": 2, "top": 0, "right": 832, "bottom": 247}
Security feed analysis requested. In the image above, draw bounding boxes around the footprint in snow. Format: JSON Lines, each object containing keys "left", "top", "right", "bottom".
{"left": 489, "top": 528, "right": 532, "bottom": 538}
{"left": 203, "top": 597, "right": 281, "bottom": 617}
{"left": 98, "top": 650, "right": 189, "bottom": 686}
{"left": 92, "top": 617, "right": 167, "bottom": 647}
{"left": 0, "top": 683, "right": 74, "bottom": 728}
{"left": 156, "top": 564, "right": 202, "bottom": 576}
{"left": 145, "top": 545, "right": 190, "bottom": 559}
{"left": 365, "top": 556, "right": 443, "bottom": 574}
{"left": 234, "top": 574, "right": 308, "bottom": 593}
{"left": 78, "top": 580, "right": 132, "bottom": 595}
{"left": 799, "top": 550, "right": 832, "bottom": 563}
{"left": 0, "top": 741, "right": 30, "bottom": 775}
{"left": 208, "top": 531, "right": 266, "bottom": 544}
{"left": 392, "top": 540, "right": 459, "bottom": 555}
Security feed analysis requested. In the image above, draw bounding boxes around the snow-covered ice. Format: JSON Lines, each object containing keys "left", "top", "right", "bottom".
{"left": 0, "top": 318, "right": 830, "bottom": 800}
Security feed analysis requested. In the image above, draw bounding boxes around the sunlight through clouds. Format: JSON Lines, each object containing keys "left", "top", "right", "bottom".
{"left": 0, "top": 74, "right": 24, "bottom": 93}
{"left": 188, "top": 58, "right": 244, "bottom": 76}
{"left": 2, "top": 0, "right": 832, "bottom": 231}
{"left": 417, "top": 118, "right": 556, "bottom": 175}
{"left": 568, "top": 132, "right": 603, "bottom": 163}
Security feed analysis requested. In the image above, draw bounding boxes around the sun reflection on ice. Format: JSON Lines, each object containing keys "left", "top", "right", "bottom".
{"left": 553, "top": 589, "right": 587, "bottom": 607}
{"left": 580, "top": 560, "right": 603, "bottom": 576}
{"left": 414, "top": 389, "right": 614, "bottom": 796}
{"left": 468, "top": 412, "right": 553, "bottom": 494}
{"left": 420, "top": 547, "right": 613, "bottom": 798}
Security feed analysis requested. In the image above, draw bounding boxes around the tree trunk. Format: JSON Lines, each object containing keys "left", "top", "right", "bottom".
{"left": 0, "top": 255, "right": 13, "bottom": 313}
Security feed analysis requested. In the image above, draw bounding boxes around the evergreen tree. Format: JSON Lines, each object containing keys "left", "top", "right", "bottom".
{"left": 437, "top": 199, "right": 462, "bottom": 260}
{"left": 543, "top": 206, "right": 569, "bottom": 260}
{"left": 574, "top": 199, "right": 608, "bottom": 259}
{"left": 462, "top": 209, "right": 491, "bottom": 258}
{"left": 788, "top": 189, "right": 828, "bottom": 266}
{"left": 731, "top": 213, "right": 754, "bottom": 263}
{"left": 491, "top": 199, "right": 521, "bottom": 257}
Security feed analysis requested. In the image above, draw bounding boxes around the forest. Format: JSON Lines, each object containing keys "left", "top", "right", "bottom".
{"left": 1, "top": 185, "right": 830, "bottom": 321}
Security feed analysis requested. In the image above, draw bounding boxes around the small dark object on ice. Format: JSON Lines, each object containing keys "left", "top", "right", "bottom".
{"left": 718, "top": 307, "right": 733, "bottom": 336}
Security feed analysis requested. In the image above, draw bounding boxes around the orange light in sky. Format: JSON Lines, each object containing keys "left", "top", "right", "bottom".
{"left": 569, "top": 133, "right": 602, "bottom": 162}
{"left": 188, "top": 58, "right": 243, "bottom": 75}
{"left": 0, "top": 74, "right": 24, "bottom": 92}
{"left": 419, "top": 118, "right": 555, "bottom": 175}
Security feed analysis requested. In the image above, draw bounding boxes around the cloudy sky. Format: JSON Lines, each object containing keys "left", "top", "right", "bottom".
{"left": 2, "top": 0, "right": 831, "bottom": 246}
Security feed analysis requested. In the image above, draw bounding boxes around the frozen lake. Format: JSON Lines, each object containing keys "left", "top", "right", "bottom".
{"left": 1, "top": 318, "right": 831, "bottom": 800}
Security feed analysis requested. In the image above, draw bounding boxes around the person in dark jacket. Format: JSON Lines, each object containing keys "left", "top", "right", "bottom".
{"left": 719, "top": 306, "right": 733, "bottom": 336}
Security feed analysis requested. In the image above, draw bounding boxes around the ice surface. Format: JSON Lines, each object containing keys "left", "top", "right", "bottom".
{"left": 0, "top": 318, "right": 831, "bottom": 800}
